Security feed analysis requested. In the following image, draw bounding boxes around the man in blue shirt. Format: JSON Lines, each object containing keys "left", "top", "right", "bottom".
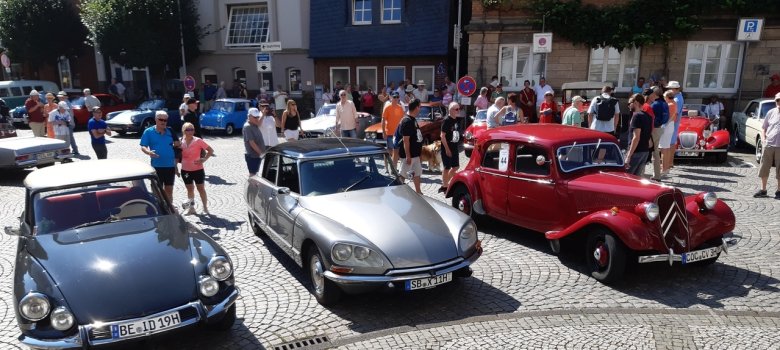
{"left": 648, "top": 87, "right": 670, "bottom": 180}
{"left": 140, "top": 111, "right": 180, "bottom": 203}
{"left": 87, "top": 106, "right": 112, "bottom": 159}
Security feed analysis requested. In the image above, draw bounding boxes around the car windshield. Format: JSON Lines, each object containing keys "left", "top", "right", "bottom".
{"left": 316, "top": 104, "right": 337, "bottom": 117}
{"left": 33, "top": 177, "right": 167, "bottom": 234}
{"left": 556, "top": 142, "right": 624, "bottom": 173}
{"left": 139, "top": 100, "right": 164, "bottom": 110}
{"left": 299, "top": 153, "right": 400, "bottom": 196}
{"left": 211, "top": 101, "right": 233, "bottom": 113}
{"left": 417, "top": 106, "right": 441, "bottom": 121}
{"left": 760, "top": 102, "right": 774, "bottom": 118}
{"left": 473, "top": 109, "right": 487, "bottom": 122}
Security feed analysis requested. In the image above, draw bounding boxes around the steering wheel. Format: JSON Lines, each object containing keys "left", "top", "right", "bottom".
{"left": 117, "top": 199, "right": 159, "bottom": 218}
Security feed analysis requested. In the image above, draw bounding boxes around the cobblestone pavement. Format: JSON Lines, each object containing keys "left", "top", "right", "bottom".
{"left": 1, "top": 129, "right": 778, "bottom": 349}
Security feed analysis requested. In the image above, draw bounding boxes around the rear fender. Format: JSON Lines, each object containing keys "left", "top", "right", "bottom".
{"left": 705, "top": 130, "right": 730, "bottom": 150}
{"left": 545, "top": 209, "right": 654, "bottom": 251}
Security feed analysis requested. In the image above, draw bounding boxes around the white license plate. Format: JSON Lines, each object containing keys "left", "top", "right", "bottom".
{"left": 110, "top": 311, "right": 181, "bottom": 339}
{"left": 682, "top": 246, "right": 721, "bottom": 264}
{"left": 110, "top": 126, "right": 124, "bottom": 131}
{"left": 675, "top": 151, "right": 699, "bottom": 157}
{"left": 38, "top": 151, "right": 55, "bottom": 159}
{"left": 405, "top": 272, "right": 452, "bottom": 291}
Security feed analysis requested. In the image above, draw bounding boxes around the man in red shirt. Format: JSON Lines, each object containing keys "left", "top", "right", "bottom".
{"left": 764, "top": 74, "right": 780, "bottom": 98}
{"left": 25, "top": 90, "right": 46, "bottom": 137}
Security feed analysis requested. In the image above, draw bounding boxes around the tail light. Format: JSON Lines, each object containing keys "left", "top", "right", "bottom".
{"left": 59, "top": 148, "right": 71, "bottom": 155}
{"left": 15, "top": 155, "right": 30, "bottom": 161}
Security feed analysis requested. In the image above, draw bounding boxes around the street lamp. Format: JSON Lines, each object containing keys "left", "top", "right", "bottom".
{"left": 177, "top": 0, "right": 187, "bottom": 80}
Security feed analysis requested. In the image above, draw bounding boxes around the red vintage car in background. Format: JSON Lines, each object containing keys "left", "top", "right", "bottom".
{"left": 70, "top": 93, "right": 135, "bottom": 127}
{"left": 675, "top": 104, "right": 730, "bottom": 163}
{"left": 462, "top": 109, "right": 487, "bottom": 157}
{"left": 446, "top": 124, "right": 736, "bottom": 283}
{"left": 364, "top": 102, "right": 446, "bottom": 145}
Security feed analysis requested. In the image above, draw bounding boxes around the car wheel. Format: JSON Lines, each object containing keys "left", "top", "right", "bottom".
{"left": 549, "top": 239, "right": 561, "bottom": 255}
{"left": 142, "top": 118, "right": 154, "bottom": 130}
{"left": 116, "top": 130, "right": 126, "bottom": 136}
{"left": 451, "top": 185, "right": 477, "bottom": 218}
{"left": 756, "top": 137, "right": 763, "bottom": 164}
{"left": 464, "top": 149, "right": 472, "bottom": 158}
{"left": 730, "top": 125, "right": 740, "bottom": 148}
{"left": 225, "top": 124, "right": 235, "bottom": 136}
{"left": 585, "top": 229, "right": 626, "bottom": 284}
{"left": 207, "top": 304, "right": 236, "bottom": 331}
{"left": 248, "top": 211, "right": 262, "bottom": 237}
{"left": 307, "top": 246, "right": 341, "bottom": 306}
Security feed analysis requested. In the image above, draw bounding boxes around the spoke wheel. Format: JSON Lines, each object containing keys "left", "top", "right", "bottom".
{"left": 755, "top": 137, "right": 763, "bottom": 164}
{"left": 585, "top": 229, "right": 626, "bottom": 284}
{"left": 307, "top": 246, "right": 341, "bottom": 305}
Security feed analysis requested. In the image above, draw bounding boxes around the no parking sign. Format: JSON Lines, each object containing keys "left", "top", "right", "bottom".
{"left": 457, "top": 76, "right": 477, "bottom": 96}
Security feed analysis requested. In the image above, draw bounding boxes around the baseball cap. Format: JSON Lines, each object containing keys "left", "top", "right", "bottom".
{"left": 57, "top": 91, "right": 67, "bottom": 97}
{"left": 248, "top": 107, "right": 261, "bottom": 117}
{"left": 544, "top": 90, "right": 554, "bottom": 96}
{"left": 91, "top": 106, "right": 102, "bottom": 112}
{"left": 571, "top": 95, "right": 585, "bottom": 103}
{"left": 390, "top": 91, "right": 400, "bottom": 98}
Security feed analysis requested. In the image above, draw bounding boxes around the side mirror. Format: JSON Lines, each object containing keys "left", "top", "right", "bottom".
{"left": 5, "top": 226, "right": 19, "bottom": 236}
{"left": 536, "top": 155, "right": 547, "bottom": 166}
{"left": 277, "top": 187, "right": 291, "bottom": 195}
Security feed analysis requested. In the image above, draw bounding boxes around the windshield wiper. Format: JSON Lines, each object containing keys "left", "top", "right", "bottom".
{"left": 71, "top": 216, "right": 128, "bottom": 230}
{"left": 344, "top": 175, "right": 371, "bottom": 192}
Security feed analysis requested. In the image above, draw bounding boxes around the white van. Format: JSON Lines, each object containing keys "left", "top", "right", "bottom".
{"left": 0, "top": 80, "right": 60, "bottom": 123}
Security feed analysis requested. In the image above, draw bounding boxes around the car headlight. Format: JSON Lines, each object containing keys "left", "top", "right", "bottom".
{"left": 208, "top": 256, "right": 232, "bottom": 281}
{"left": 198, "top": 275, "right": 219, "bottom": 297}
{"left": 331, "top": 243, "right": 383, "bottom": 267}
{"left": 19, "top": 292, "right": 50, "bottom": 321}
{"left": 51, "top": 307, "right": 75, "bottom": 331}
{"left": 464, "top": 131, "right": 473, "bottom": 140}
{"left": 699, "top": 139, "right": 706, "bottom": 146}
{"left": 702, "top": 192, "right": 717, "bottom": 210}
{"left": 644, "top": 202, "right": 659, "bottom": 221}
{"left": 367, "top": 132, "right": 376, "bottom": 139}
{"left": 459, "top": 221, "right": 478, "bottom": 253}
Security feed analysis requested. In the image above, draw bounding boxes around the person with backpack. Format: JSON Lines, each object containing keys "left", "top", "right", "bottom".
{"left": 588, "top": 85, "right": 620, "bottom": 135}
{"left": 648, "top": 87, "right": 670, "bottom": 180}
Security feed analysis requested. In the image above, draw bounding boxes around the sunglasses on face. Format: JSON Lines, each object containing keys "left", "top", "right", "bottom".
{"left": 452, "top": 108, "right": 460, "bottom": 112}
{"left": 157, "top": 118, "right": 168, "bottom": 122}
{"left": 185, "top": 128, "right": 195, "bottom": 131}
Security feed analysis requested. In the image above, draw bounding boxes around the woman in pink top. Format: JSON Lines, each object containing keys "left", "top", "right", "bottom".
{"left": 474, "top": 87, "right": 490, "bottom": 110}
{"left": 180, "top": 122, "right": 214, "bottom": 215}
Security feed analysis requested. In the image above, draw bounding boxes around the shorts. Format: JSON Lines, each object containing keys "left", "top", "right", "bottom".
{"left": 440, "top": 146, "right": 460, "bottom": 169}
{"left": 758, "top": 146, "right": 780, "bottom": 179}
{"left": 154, "top": 167, "right": 176, "bottom": 186}
{"left": 181, "top": 169, "right": 205, "bottom": 185}
{"left": 658, "top": 122, "right": 674, "bottom": 149}
{"left": 284, "top": 129, "right": 299, "bottom": 140}
{"left": 385, "top": 136, "right": 397, "bottom": 150}
{"left": 245, "top": 154, "right": 261, "bottom": 175}
{"left": 670, "top": 119, "right": 682, "bottom": 144}
{"left": 399, "top": 157, "right": 423, "bottom": 178}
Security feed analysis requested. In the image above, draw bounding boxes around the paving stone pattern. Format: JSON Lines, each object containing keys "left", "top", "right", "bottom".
{"left": 0, "top": 130, "right": 778, "bottom": 349}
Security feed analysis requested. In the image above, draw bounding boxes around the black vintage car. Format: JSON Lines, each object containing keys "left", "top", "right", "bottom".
{"left": 5, "top": 159, "right": 238, "bottom": 349}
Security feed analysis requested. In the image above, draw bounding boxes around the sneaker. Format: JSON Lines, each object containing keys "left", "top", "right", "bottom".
{"left": 753, "top": 190, "right": 768, "bottom": 198}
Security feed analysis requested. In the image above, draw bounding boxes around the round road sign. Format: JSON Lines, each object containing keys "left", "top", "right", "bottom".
{"left": 457, "top": 76, "right": 477, "bottom": 96}
{"left": 183, "top": 75, "right": 196, "bottom": 92}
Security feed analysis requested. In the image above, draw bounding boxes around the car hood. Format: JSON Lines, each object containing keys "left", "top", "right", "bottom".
{"left": 106, "top": 110, "right": 150, "bottom": 124}
{"left": 364, "top": 122, "right": 382, "bottom": 133}
{"left": 299, "top": 186, "right": 459, "bottom": 268}
{"left": 26, "top": 216, "right": 197, "bottom": 323}
{"left": 301, "top": 116, "right": 336, "bottom": 133}
{"left": 679, "top": 117, "right": 709, "bottom": 132}
{"left": 0, "top": 136, "right": 67, "bottom": 153}
{"left": 566, "top": 171, "right": 669, "bottom": 210}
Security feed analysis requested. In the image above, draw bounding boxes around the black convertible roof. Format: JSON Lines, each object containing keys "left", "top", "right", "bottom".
{"left": 269, "top": 138, "right": 386, "bottom": 159}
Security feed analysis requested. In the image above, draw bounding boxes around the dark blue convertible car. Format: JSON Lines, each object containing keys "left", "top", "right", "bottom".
{"left": 6, "top": 159, "right": 238, "bottom": 348}
{"left": 106, "top": 99, "right": 182, "bottom": 135}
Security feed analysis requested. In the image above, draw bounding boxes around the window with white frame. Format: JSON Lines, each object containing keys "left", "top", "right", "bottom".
{"left": 684, "top": 42, "right": 743, "bottom": 92}
{"left": 353, "top": 0, "right": 372, "bottom": 25}
{"left": 498, "top": 44, "right": 545, "bottom": 91}
{"left": 588, "top": 47, "right": 640, "bottom": 90}
{"left": 412, "top": 66, "right": 434, "bottom": 90}
{"left": 357, "top": 67, "right": 377, "bottom": 92}
{"left": 330, "top": 67, "right": 350, "bottom": 92}
{"left": 225, "top": 5, "right": 270, "bottom": 47}
{"left": 58, "top": 58, "right": 72, "bottom": 90}
{"left": 381, "top": 0, "right": 401, "bottom": 24}
{"left": 384, "top": 66, "right": 405, "bottom": 88}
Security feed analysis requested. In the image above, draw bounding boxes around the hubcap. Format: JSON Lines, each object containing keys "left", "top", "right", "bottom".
{"left": 593, "top": 243, "right": 609, "bottom": 268}
{"left": 310, "top": 256, "right": 324, "bottom": 295}
{"left": 756, "top": 140, "right": 762, "bottom": 162}
{"left": 458, "top": 195, "right": 471, "bottom": 214}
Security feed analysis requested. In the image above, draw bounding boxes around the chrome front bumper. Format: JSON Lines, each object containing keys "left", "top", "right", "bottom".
{"left": 323, "top": 248, "right": 481, "bottom": 285}
{"left": 19, "top": 289, "right": 239, "bottom": 349}
{"left": 637, "top": 237, "right": 737, "bottom": 265}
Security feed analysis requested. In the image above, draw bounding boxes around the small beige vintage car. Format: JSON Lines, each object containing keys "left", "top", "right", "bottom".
{"left": 0, "top": 123, "right": 73, "bottom": 169}
{"left": 731, "top": 98, "right": 776, "bottom": 163}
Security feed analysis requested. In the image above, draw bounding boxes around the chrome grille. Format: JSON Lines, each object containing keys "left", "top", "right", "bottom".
{"left": 678, "top": 132, "right": 698, "bottom": 149}
{"left": 656, "top": 191, "right": 690, "bottom": 252}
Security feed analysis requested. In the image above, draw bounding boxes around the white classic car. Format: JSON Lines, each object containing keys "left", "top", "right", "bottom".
{"left": 731, "top": 98, "right": 775, "bottom": 163}
{"left": 0, "top": 123, "right": 73, "bottom": 169}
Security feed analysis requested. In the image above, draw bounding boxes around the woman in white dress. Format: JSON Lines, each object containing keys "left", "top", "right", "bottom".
{"left": 259, "top": 103, "right": 279, "bottom": 148}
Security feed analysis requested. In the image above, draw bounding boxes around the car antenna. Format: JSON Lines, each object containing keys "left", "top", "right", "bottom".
{"left": 334, "top": 132, "right": 350, "bottom": 154}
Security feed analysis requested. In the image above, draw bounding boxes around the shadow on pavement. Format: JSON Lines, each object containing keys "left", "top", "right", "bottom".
{"left": 0, "top": 169, "right": 30, "bottom": 188}
{"left": 206, "top": 175, "right": 236, "bottom": 186}
{"left": 678, "top": 168, "right": 746, "bottom": 178}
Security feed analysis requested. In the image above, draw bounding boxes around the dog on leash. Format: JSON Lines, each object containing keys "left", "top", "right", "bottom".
{"left": 420, "top": 140, "right": 442, "bottom": 172}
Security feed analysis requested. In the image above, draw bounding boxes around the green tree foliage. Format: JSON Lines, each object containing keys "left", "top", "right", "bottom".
{"left": 81, "top": 0, "right": 201, "bottom": 71}
{"left": 0, "top": 0, "right": 89, "bottom": 66}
